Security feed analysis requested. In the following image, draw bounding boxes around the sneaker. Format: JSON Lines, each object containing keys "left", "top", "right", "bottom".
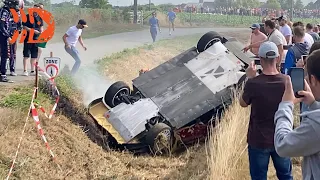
{"left": 169, "top": 32, "right": 172, "bottom": 36}
{"left": 10, "top": 72, "right": 17, "bottom": 76}
{"left": 22, "top": 71, "right": 28, "bottom": 76}
{"left": 30, "top": 71, "right": 42, "bottom": 77}
{"left": 1, "top": 75, "right": 9, "bottom": 82}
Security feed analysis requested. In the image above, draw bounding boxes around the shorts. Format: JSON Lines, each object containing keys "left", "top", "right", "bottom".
{"left": 23, "top": 42, "right": 38, "bottom": 58}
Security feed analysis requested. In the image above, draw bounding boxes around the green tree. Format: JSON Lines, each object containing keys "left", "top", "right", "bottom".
{"left": 79, "top": 0, "right": 111, "bottom": 9}
{"left": 265, "top": 0, "right": 281, "bottom": 9}
{"left": 294, "top": 0, "right": 304, "bottom": 10}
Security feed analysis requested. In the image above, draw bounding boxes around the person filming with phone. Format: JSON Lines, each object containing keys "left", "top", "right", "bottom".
{"left": 240, "top": 41, "right": 293, "bottom": 180}
{"left": 274, "top": 49, "right": 320, "bottom": 180}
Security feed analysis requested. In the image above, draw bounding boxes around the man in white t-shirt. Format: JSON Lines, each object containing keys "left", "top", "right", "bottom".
{"left": 278, "top": 16, "right": 292, "bottom": 45}
{"left": 62, "top": 19, "right": 88, "bottom": 75}
{"left": 265, "top": 20, "right": 287, "bottom": 69}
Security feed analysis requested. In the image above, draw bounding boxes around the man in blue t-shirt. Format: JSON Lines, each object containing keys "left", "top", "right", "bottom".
{"left": 149, "top": 12, "right": 160, "bottom": 42}
{"left": 167, "top": 8, "right": 176, "bottom": 35}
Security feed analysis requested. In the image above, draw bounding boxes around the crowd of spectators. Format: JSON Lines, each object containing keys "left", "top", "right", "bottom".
{"left": 240, "top": 15, "right": 320, "bottom": 180}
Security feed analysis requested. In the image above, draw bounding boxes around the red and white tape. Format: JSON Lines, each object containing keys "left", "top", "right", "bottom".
{"left": 6, "top": 88, "right": 37, "bottom": 180}
{"left": 35, "top": 63, "right": 60, "bottom": 119}
{"left": 6, "top": 63, "right": 61, "bottom": 180}
{"left": 31, "top": 103, "right": 56, "bottom": 159}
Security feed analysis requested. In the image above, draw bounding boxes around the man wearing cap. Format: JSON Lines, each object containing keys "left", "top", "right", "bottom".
{"left": 240, "top": 41, "right": 293, "bottom": 180}
{"left": 62, "top": 19, "right": 88, "bottom": 75}
{"left": 247, "top": 23, "right": 267, "bottom": 56}
{"left": 278, "top": 16, "right": 292, "bottom": 45}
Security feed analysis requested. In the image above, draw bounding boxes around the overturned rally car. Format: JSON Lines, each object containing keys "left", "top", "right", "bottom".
{"left": 88, "top": 31, "right": 256, "bottom": 155}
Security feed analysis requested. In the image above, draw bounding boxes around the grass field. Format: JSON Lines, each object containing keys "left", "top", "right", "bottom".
{"left": 0, "top": 32, "right": 303, "bottom": 179}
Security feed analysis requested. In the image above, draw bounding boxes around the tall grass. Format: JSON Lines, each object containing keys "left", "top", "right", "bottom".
{"left": 206, "top": 88, "right": 251, "bottom": 180}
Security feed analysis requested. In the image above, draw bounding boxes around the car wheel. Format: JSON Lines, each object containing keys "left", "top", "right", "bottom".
{"left": 145, "top": 122, "right": 173, "bottom": 156}
{"left": 197, "top": 31, "right": 222, "bottom": 53}
{"left": 103, "top": 81, "right": 131, "bottom": 108}
{"left": 237, "top": 74, "right": 247, "bottom": 88}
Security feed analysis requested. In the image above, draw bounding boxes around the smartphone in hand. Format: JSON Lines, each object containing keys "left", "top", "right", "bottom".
{"left": 289, "top": 67, "right": 305, "bottom": 98}
{"left": 301, "top": 55, "right": 308, "bottom": 64}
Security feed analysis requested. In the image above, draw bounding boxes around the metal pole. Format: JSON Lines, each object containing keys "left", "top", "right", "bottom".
{"left": 149, "top": 0, "right": 151, "bottom": 11}
{"left": 133, "top": 0, "right": 138, "bottom": 24}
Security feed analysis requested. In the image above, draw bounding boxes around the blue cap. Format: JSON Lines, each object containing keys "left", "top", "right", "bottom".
{"left": 250, "top": 23, "right": 260, "bottom": 29}
{"left": 258, "top": 41, "right": 279, "bottom": 59}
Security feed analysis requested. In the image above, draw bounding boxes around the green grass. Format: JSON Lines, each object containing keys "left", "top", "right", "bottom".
{"left": 0, "top": 86, "right": 50, "bottom": 110}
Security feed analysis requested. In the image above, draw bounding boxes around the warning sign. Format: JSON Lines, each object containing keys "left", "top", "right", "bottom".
{"left": 44, "top": 57, "right": 60, "bottom": 78}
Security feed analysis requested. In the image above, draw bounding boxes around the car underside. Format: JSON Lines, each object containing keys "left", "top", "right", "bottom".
{"left": 88, "top": 31, "right": 255, "bottom": 155}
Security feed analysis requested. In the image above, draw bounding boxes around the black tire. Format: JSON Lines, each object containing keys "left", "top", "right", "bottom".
{"left": 103, "top": 81, "right": 131, "bottom": 108}
{"left": 197, "top": 31, "right": 223, "bottom": 53}
{"left": 237, "top": 74, "right": 247, "bottom": 88}
{"left": 145, "top": 122, "right": 173, "bottom": 155}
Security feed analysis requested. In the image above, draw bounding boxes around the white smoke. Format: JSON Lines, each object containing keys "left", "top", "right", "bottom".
{"left": 72, "top": 64, "right": 113, "bottom": 107}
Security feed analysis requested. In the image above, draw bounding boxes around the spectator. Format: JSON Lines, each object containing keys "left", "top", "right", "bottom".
{"left": 306, "top": 23, "right": 320, "bottom": 42}
{"left": 274, "top": 49, "right": 320, "bottom": 180}
{"left": 8, "top": 0, "right": 23, "bottom": 76}
{"left": 62, "top": 19, "right": 88, "bottom": 75}
{"left": 309, "top": 41, "right": 320, "bottom": 54}
{"left": 240, "top": 41, "right": 293, "bottom": 180}
{"left": 22, "top": 4, "right": 43, "bottom": 76}
{"left": 36, "top": 3, "right": 44, "bottom": 62}
{"left": 0, "top": 0, "right": 20, "bottom": 82}
{"left": 243, "top": 20, "right": 287, "bottom": 71}
{"left": 278, "top": 16, "right": 292, "bottom": 44}
{"left": 287, "top": 21, "right": 293, "bottom": 29}
{"left": 313, "top": 25, "right": 319, "bottom": 35}
{"left": 265, "top": 20, "right": 287, "bottom": 70}
{"left": 293, "top": 21, "right": 314, "bottom": 50}
{"left": 167, "top": 8, "right": 176, "bottom": 36}
{"left": 149, "top": 12, "right": 161, "bottom": 43}
{"left": 283, "top": 26, "right": 308, "bottom": 74}
{"left": 247, "top": 23, "right": 267, "bottom": 56}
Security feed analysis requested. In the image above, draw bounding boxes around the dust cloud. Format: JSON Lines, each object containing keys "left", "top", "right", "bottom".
{"left": 72, "top": 64, "right": 112, "bottom": 107}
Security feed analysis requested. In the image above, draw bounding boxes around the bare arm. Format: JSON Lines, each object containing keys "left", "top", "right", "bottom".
{"left": 285, "top": 36, "right": 291, "bottom": 44}
{"left": 277, "top": 44, "right": 284, "bottom": 64}
{"left": 78, "top": 36, "right": 85, "bottom": 47}
{"left": 62, "top": 33, "right": 68, "bottom": 46}
{"left": 240, "top": 97, "right": 249, "bottom": 107}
